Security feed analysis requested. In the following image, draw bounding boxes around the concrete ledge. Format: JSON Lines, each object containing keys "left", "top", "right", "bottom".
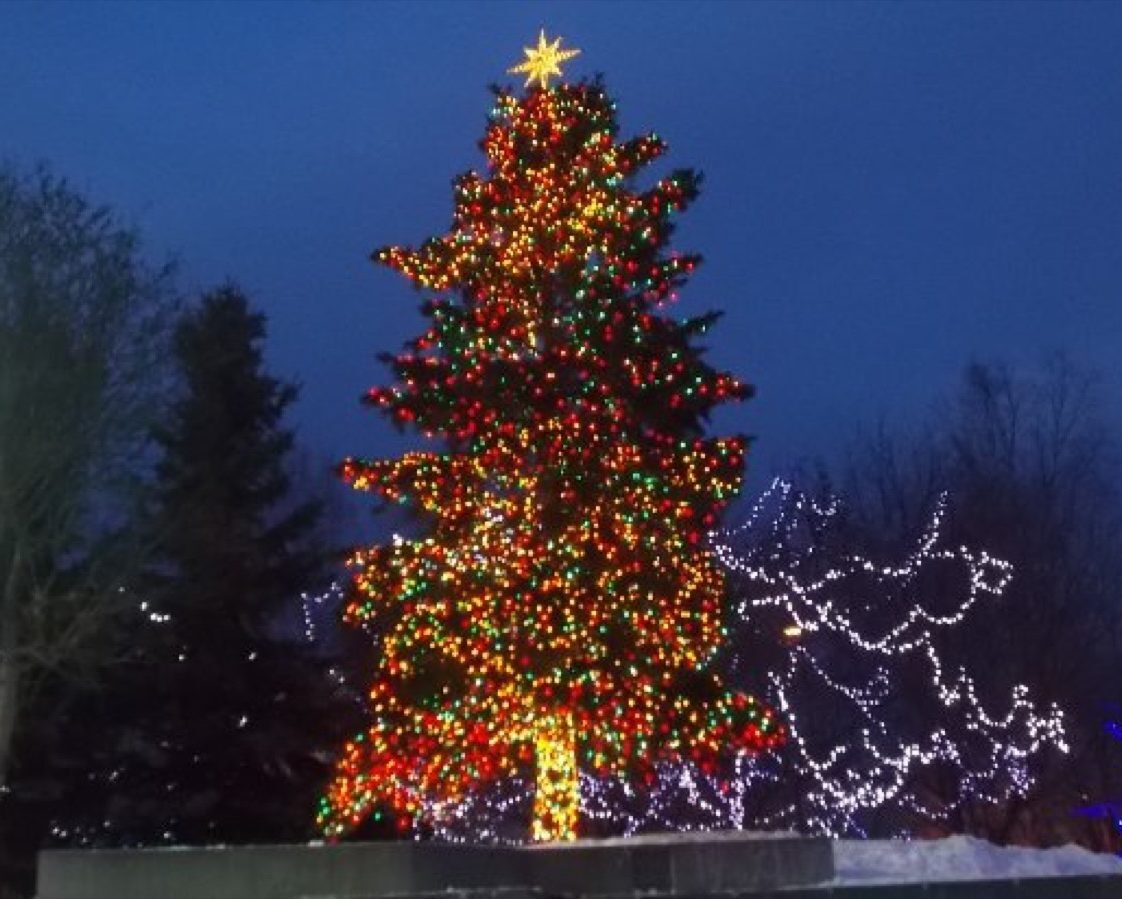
{"left": 37, "top": 841, "right": 514, "bottom": 899}
{"left": 526, "top": 831, "right": 833, "bottom": 895}
{"left": 39, "top": 834, "right": 1122, "bottom": 899}
{"left": 37, "top": 832, "right": 832, "bottom": 899}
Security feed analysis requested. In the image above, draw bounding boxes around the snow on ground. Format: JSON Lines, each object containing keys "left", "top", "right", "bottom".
{"left": 834, "top": 835, "right": 1122, "bottom": 885}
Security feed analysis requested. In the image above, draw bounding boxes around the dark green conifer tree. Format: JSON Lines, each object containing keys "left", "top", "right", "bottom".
{"left": 61, "top": 286, "right": 342, "bottom": 846}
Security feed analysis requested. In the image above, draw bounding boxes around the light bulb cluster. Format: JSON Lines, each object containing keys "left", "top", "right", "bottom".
{"left": 319, "top": 78, "right": 781, "bottom": 842}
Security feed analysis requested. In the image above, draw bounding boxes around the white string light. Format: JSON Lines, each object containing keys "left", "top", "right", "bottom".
{"left": 705, "top": 478, "right": 1068, "bottom": 837}
{"left": 300, "top": 581, "right": 345, "bottom": 644}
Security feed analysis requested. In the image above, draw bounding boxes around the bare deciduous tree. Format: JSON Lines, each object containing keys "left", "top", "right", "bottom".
{"left": 843, "top": 356, "right": 1122, "bottom": 847}
{"left": 0, "top": 165, "right": 175, "bottom": 792}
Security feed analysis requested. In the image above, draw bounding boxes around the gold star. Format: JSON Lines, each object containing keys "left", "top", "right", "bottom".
{"left": 508, "top": 29, "right": 581, "bottom": 90}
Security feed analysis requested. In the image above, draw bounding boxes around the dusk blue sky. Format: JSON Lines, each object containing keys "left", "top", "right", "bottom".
{"left": 3, "top": 1, "right": 1120, "bottom": 501}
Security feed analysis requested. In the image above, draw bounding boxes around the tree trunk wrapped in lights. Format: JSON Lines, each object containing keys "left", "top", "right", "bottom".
{"left": 319, "top": 39, "right": 782, "bottom": 843}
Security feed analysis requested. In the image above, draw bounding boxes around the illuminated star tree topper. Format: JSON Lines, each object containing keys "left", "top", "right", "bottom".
{"left": 507, "top": 29, "right": 581, "bottom": 89}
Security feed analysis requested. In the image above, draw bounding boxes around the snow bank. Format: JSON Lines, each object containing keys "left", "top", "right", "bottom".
{"left": 834, "top": 835, "right": 1122, "bottom": 884}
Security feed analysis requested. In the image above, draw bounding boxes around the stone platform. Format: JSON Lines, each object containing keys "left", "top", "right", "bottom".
{"left": 36, "top": 831, "right": 831, "bottom": 899}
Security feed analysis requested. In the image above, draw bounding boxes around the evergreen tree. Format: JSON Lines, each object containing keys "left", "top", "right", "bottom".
{"left": 61, "top": 285, "right": 336, "bottom": 846}
{"left": 320, "top": 39, "right": 782, "bottom": 843}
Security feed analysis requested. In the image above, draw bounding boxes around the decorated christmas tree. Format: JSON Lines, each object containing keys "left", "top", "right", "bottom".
{"left": 319, "top": 33, "right": 783, "bottom": 843}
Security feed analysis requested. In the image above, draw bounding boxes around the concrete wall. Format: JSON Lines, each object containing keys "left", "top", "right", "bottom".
{"left": 525, "top": 832, "right": 833, "bottom": 895}
{"left": 37, "top": 842, "right": 515, "bottom": 899}
{"left": 35, "top": 835, "right": 1122, "bottom": 899}
{"left": 37, "top": 833, "right": 832, "bottom": 899}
